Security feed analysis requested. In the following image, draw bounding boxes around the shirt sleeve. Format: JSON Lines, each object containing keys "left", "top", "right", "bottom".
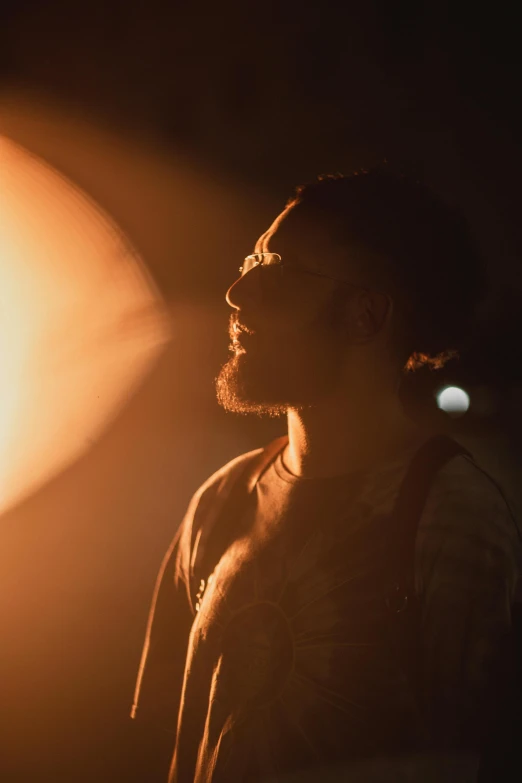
{"left": 130, "top": 512, "right": 195, "bottom": 735}
{"left": 415, "top": 454, "right": 521, "bottom": 751}
{"left": 130, "top": 448, "right": 261, "bottom": 734}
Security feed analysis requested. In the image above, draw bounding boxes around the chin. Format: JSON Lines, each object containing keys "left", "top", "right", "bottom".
{"left": 215, "top": 354, "right": 288, "bottom": 417}
{"left": 215, "top": 351, "right": 334, "bottom": 418}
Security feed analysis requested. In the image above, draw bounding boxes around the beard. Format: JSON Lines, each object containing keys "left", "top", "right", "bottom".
{"left": 215, "top": 303, "right": 346, "bottom": 418}
{"left": 215, "top": 349, "right": 290, "bottom": 418}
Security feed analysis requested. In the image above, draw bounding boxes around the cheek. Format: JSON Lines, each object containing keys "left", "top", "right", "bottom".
{"left": 268, "top": 290, "right": 338, "bottom": 334}
{"left": 275, "top": 322, "right": 345, "bottom": 369}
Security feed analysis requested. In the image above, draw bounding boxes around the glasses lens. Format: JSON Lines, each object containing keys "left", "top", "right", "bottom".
{"left": 262, "top": 253, "right": 281, "bottom": 266}
{"left": 240, "top": 255, "right": 257, "bottom": 275}
{"left": 240, "top": 253, "right": 281, "bottom": 276}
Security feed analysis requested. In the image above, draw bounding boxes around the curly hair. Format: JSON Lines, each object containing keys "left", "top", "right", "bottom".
{"left": 286, "top": 168, "right": 486, "bottom": 372}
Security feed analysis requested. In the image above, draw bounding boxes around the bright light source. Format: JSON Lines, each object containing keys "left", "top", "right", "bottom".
{"left": 0, "top": 134, "right": 171, "bottom": 515}
{"left": 436, "top": 385, "right": 470, "bottom": 415}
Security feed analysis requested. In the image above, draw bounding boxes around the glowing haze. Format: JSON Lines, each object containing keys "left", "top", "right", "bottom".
{"left": 0, "top": 135, "right": 171, "bottom": 514}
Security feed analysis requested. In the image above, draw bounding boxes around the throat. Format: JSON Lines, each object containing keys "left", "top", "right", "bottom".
{"left": 284, "top": 405, "right": 425, "bottom": 479}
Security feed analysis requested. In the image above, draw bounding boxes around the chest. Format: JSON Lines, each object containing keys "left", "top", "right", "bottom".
{"left": 180, "top": 489, "right": 425, "bottom": 771}
{"left": 192, "top": 508, "right": 399, "bottom": 659}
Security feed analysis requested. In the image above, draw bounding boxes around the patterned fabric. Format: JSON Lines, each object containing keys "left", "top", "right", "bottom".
{"left": 132, "top": 443, "right": 521, "bottom": 783}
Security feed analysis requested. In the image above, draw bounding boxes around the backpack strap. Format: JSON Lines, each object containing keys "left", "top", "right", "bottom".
{"left": 189, "top": 435, "right": 288, "bottom": 607}
{"left": 379, "top": 435, "right": 474, "bottom": 746}
{"left": 386, "top": 434, "right": 473, "bottom": 612}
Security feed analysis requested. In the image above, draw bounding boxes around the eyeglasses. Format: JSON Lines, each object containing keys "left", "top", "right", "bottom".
{"left": 239, "top": 252, "right": 362, "bottom": 287}
{"left": 239, "top": 253, "right": 282, "bottom": 275}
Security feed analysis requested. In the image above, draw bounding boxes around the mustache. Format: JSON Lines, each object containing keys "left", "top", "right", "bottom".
{"left": 229, "top": 315, "right": 256, "bottom": 339}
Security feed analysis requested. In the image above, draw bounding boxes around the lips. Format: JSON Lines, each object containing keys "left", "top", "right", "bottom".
{"left": 232, "top": 319, "right": 255, "bottom": 336}
{"left": 230, "top": 318, "right": 256, "bottom": 344}
{"left": 229, "top": 321, "right": 254, "bottom": 354}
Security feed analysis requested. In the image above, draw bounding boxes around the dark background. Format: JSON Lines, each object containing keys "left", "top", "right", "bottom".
{"left": 0, "top": 2, "right": 521, "bottom": 781}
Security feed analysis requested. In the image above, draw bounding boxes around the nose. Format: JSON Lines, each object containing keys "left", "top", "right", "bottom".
{"left": 225, "top": 270, "right": 259, "bottom": 309}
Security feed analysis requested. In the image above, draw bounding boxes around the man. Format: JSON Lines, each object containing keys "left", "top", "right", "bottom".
{"left": 131, "top": 170, "right": 520, "bottom": 782}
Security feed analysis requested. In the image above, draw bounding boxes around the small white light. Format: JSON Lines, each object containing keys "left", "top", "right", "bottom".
{"left": 436, "top": 386, "right": 470, "bottom": 415}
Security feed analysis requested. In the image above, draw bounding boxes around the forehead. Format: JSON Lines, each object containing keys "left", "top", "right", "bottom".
{"left": 255, "top": 205, "right": 359, "bottom": 279}
{"left": 257, "top": 206, "right": 325, "bottom": 254}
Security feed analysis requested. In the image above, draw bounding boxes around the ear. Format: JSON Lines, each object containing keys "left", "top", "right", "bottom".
{"left": 345, "top": 290, "right": 392, "bottom": 341}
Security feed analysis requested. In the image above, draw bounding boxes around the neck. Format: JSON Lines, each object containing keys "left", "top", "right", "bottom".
{"left": 284, "top": 381, "right": 425, "bottom": 479}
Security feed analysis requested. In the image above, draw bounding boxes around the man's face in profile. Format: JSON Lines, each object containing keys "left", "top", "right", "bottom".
{"left": 215, "top": 206, "right": 356, "bottom": 417}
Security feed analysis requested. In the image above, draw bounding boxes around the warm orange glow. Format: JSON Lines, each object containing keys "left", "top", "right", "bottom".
{"left": 0, "top": 135, "right": 171, "bottom": 514}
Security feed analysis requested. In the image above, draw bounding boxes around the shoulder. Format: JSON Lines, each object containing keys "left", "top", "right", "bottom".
{"left": 175, "top": 447, "right": 263, "bottom": 587}
{"left": 191, "top": 447, "right": 264, "bottom": 512}
{"left": 420, "top": 453, "right": 516, "bottom": 543}
{"left": 416, "top": 453, "right": 521, "bottom": 597}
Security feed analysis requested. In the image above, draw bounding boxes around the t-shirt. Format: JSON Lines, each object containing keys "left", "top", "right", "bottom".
{"left": 132, "top": 440, "right": 521, "bottom": 783}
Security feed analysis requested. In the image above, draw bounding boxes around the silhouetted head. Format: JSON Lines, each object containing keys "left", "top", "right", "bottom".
{"left": 216, "top": 168, "right": 485, "bottom": 417}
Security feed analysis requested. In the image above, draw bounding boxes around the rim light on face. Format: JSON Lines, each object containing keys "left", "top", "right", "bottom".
{"left": 239, "top": 253, "right": 282, "bottom": 276}
{"left": 238, "top": 252, "right": 370, "bottom": 290}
